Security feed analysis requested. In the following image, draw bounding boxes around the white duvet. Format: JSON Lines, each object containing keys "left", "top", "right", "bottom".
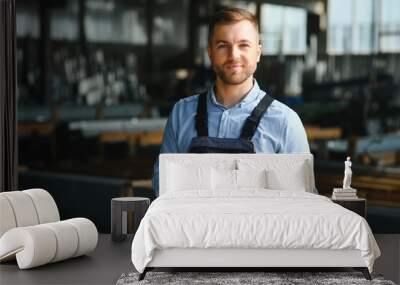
{"left": 131, "top": 190, "right": 380, "bottom": 273}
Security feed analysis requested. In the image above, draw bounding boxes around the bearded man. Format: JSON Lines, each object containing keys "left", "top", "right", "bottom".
{"left": 152, "top": 7, "right": 310, "bottom": 197}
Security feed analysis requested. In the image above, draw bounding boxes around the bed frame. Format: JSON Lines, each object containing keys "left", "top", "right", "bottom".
{"left": 138, "top": 154, "right": 372, "bottom": 281}
{"left": 139, "top": 248, "right": 371, "bottom": 280}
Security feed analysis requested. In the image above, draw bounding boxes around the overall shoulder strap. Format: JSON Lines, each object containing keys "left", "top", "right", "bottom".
{"left": 240, "top": 93, "right": 274, "bottom": 140}
{"left": 195, "top": 91, "right": 209, "bottom": 137}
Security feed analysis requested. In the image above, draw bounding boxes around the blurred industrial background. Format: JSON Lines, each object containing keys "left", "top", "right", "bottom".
{"left": 15, "top": 0, "right": 400, "bottom": 233}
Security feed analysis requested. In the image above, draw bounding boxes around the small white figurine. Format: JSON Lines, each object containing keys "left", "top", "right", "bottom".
{"left": 343, "top": 156, "right": 353, "bottom": 189}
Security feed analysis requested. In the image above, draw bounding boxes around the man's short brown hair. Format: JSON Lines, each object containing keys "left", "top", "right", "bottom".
{"left": 208, "top": 7, "right": 259, "bottom": 46}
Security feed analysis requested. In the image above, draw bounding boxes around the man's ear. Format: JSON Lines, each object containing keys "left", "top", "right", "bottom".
{"left": 207, "top": 46, "right": 212, "bottom": 61}
{"left": 257, "top": 44, "right": 262, "bottom": 62}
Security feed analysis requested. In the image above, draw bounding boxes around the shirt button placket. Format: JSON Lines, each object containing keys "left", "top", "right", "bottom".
{"left": 219, "top": 110, "right": 229, "bottom": 137}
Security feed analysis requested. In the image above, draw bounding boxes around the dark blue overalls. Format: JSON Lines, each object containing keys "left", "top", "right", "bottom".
{"left": 188, "top": 91, "right": 274, "bottom": 153}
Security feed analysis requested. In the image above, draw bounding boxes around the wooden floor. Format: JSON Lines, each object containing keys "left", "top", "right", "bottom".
{"left": 0, "top": 234, "right": 399, "bottom": 285}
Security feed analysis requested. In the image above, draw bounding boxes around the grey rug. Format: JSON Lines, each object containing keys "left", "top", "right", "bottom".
{"left": 116, "top": 272, "right": 396, "bottom": 285}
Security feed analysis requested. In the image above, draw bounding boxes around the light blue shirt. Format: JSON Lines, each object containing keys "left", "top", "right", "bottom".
{"left": 152, "top": 80, "right": 310, "bottom": 196}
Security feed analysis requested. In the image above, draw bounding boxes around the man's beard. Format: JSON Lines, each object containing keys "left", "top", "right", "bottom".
{"left": 214, "top": 63, "right": 255, "bottom": 85}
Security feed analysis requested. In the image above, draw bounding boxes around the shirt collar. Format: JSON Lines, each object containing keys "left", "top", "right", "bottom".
{"left": 209, "top": 79, "right": 262, "bottom": 109}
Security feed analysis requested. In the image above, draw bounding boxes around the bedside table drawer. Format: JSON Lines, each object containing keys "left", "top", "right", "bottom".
{"left": 332, "top": 199, "right": 366, "bottom": 218}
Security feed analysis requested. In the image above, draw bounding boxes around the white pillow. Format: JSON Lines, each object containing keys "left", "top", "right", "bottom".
{"left": 237, "top": 159, "right": 311, "bottom": 192}
{"left": 212, "top": 168, "right": 237, "bottom": 190}
{"left": 211, "top": 168, "right": 268, "bottom": 191}
{"left": 167, "top": 163, "right": 212, "bottom": 191}
{"left": 237, "top": 169, "right": 267, "bottom": 189}
{"left": 266, "top": 161, "right": 308, "bottom": 192}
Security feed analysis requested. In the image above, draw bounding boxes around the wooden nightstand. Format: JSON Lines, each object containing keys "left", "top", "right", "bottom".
{"left": 332, "top": 198, "right": 366, "bottom": 218}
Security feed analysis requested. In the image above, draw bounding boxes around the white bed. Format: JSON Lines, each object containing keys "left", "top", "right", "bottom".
{"left": 131, "top": 154, "right": 380, "bottom": 280}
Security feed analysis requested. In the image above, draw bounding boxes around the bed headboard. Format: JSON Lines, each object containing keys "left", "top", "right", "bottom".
{"left": 159, "top": 153, "right": 316, "bottom": 196}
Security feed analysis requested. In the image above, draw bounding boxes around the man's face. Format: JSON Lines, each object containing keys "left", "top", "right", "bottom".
{"left": 207, "top": 20, "right": 261, "bottom": 86}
